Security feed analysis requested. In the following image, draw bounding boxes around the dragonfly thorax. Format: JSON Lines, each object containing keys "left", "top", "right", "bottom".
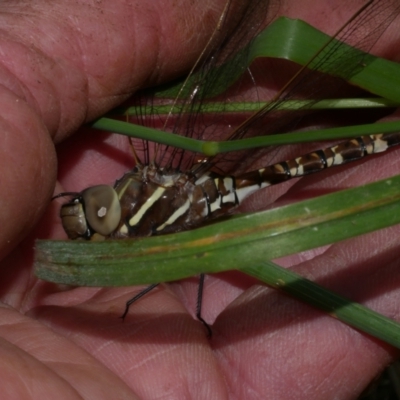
{"left": 59, "top": 164, "right": 243, "bottom": 241}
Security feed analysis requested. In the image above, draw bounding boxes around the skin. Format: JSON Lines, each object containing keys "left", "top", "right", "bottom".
{"left": 0, "top": 0, "right": 400, "bottom": 398}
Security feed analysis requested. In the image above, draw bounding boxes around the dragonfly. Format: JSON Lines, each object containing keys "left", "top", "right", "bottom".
{"left": 49, "top": 0, "right": 400, "bottom": 330}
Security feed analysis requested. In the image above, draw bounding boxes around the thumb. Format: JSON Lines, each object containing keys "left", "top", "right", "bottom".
{"left": 0, "top": 0, "right": 231, "bottom": 258}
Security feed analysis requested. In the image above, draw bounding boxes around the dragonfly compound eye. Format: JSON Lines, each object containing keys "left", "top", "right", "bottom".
{"left": 81, "top": 185, "right": 122, "bottom": 236}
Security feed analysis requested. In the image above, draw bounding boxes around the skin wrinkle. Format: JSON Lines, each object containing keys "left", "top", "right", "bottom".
{"left": 0, "top": 37, "right": 43, "bottom": 110}
{"left": 0, "top": 340, "right": 78, "bottom": 399}
{"left": 46, "top": 359, "right": 106, "bottom": 397}
{"left": 318, "top": 345, "right": 384, "bottom": 399}
{"left": 127, "top": 343, "right": 182, "bottom": 371}
{"left": 0, "top": 60, "right": 33, "bottom": 106}
{"left": 0, "top": 310, "right": 131, "bottom": 398}
{"left": 0, "top": 3, "right": 124, "bottom": 137}
{"left": 307, "top": 336, "right": 357, "bottom": 398}
{"left": 0, "top": 31, "right": 84, "bottom": 138}
{"left": 105, "top": 2, "right": 164, "bottom": 90}
{"left": 135, "top": 5, "right": 162, "bottom": 87}
{"left": 25, "top": 54, "right": 65, "bottom": 140}
{"left": 0, "top": 15, "right": 79, "bottom": 132}
{"left": 219, "top": 292, "right": 354, "bottom": 398}
{"left": 0, "top": 110, "right": 39, "bottom": 190}
{"left": 179, "top": 4, "right": 214, "bottom": 59}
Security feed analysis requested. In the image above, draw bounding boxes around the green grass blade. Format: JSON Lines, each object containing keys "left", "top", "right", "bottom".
{"left": 149, "top": 17, "right": 400, "bottom": 101}
{"left": 35, "top": 173, "right": 400, "bottom": 287}
{"left": 92, "top": 118, "right": 400, "bottom": 156}
{"left": 203, "top": 120, "right": 400, "bottom": 154}
{"left": 244, "top": 261, "right": 400, "bottom": 349}
{"left": 91, "top": 118, "right": 205, "bottom": 153}
{"left": 250, "top": 17, "right": 400, "bottom": 101}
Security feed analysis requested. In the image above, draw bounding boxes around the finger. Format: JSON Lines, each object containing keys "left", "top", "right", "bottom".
{"left": 0, "top": 304, "right": 139, "bottom": 399}
{"left": 0, "top": 0, "right": 234, "bottom": 142}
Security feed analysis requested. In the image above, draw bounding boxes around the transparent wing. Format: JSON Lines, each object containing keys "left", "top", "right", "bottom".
{"left": 131, "top": 0, "right": 400, "bottom": 177}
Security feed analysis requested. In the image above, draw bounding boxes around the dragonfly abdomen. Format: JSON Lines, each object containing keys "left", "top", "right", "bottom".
{"left": 234, "top": 134, "right": 396, "bottom": 194}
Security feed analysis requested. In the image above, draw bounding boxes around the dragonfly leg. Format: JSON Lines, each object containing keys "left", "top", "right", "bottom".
{"left": 120, "top": 283, "right": 160, "bottom": 320}
{"left": 196, "top": 273, "right": 212, "bottom": 338}
{"left": 121, "top": 278, "right": 212, "bottom": 337}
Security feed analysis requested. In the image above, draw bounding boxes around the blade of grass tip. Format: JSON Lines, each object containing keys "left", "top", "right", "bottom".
{"left": 241, "top": 17, "right": 400, "bottom": 102}
{"left": 243, "top": 261, "right": 400, "bottom": 349}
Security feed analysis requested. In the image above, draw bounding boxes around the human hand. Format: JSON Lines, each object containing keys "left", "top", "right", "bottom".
{"left": 1, "top": 1, "right": 400, "bottom": 399}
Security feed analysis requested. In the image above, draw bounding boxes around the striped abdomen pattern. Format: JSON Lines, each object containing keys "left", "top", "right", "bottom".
{"left": 111, "top": 133, "right": 400, "bottom": 238}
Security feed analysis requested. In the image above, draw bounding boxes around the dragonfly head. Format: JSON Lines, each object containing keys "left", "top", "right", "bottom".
{"left": 59, "top": 185, "right": 121, "bottom": 240}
